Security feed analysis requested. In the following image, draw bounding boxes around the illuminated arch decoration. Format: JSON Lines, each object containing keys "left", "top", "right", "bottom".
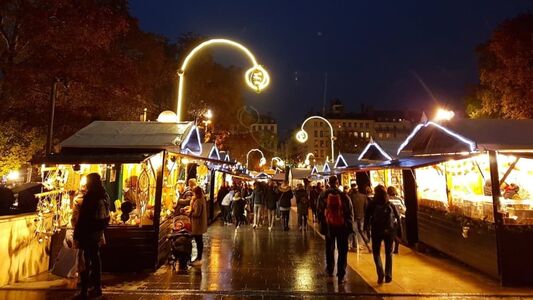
{"left": 358, "top": 138, "right": 393, "bottom": 161}
{"left": 311, "top": 165, "right": 319, "bottom": 175}
{"left": 397, "top": 121, "right": 477, "bottom": 156}
{"left": 176, "top": 38, "right": 270, "bottom": 121}
{"left": 295, "top": 116, "right": 335, "bottom": 163}
{"left": 334, "top": 153, "right": 349, "bottom": 169}
{"left": 246, "top": 148, "right": 266, "bottom": 169}
{"left": 181, "top": 125, "right": 202, "bottom": 156}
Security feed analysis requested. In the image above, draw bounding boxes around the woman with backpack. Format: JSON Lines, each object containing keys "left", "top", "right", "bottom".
{"left": 73, "top": 173, "right": 110, "bottom": 299}
{"left": 364, "top": 184, "right": 401, "bottom": 284}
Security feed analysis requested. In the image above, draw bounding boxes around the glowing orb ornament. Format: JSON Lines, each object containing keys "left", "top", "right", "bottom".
{"left": 157, "top": 110, "right": 179, "bottom": 123}
{"left": 296, "top": 130, "right": 309, "bottom": 143}
{"left": 245, "top": 65, "right": 270, "bottom": 92}
{"left": 259, "top": 157, "right": 267, "bottom": 167}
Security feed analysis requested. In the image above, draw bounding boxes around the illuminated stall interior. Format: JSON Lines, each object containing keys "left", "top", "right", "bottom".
{"left": 398, "top": 118, "right": 533, "bottom": 286}
{"left": 39, "top": 120, "right": 208, "bottom": 271}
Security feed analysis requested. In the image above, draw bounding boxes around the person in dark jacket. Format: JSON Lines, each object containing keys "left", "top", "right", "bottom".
{"left": 73, "top": 173, "right": 110, "bottom": 299}
{"left": 316, "top": 175, "right": 354, "bottom": 285}
{"left": 310, "top": 183, "right": 322, "bottom": 223}
{"left": 232, "top": 192, "right": 246, "bottom": 229}
{"left": 365, "top": 185, "right": 401, "bottom": 284}
{"left": 265, "top": 181, "right": 279, "bottom": 230}
{"left": 295, "top": 183, "right": 310, "bottom": 231}
{"left": 278, "top": 182, "right": 293, "bottom": 231}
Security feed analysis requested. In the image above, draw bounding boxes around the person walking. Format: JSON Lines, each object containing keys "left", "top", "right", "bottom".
{"left": 317, "top": 175, "right": 354, "bottom": 285}
{"left": 365, "top": 185, "right": 402, "bottom": 284}
{"left": 310, "top": 182, "right": 323, "bottom": 223}
{"left": 295, "top": 183, "right": 310, "bottom": 231}
{"left": 220, "top": 188, "right": 234, "bottom": 225}
{"left": 250, "top": 182, "right": 266, "bottom": 229}
{"left": 348, "top": 184, "right": 372, "bottom": 252}
{"left": 387, "top": 186, "right": 405, "bottom": 254}
{"left": 188, "top": 187, "right": 208, "bottom": 267}
{"left": 73, "top": 173, "right": 110, "bottom": 299}
{"left": 265, "top": 181, "right": 279, "bottom": 230}
{"left": 232, "top": 191, "right": 246, "bottom": 229}
{"left": 278, "top": 182, "right": 293, "bottom": 231}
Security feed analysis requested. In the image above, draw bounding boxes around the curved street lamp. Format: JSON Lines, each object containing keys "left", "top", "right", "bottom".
{"left": 304, "top": 152, "right": 315, "bottom": 166}
{"left": 246, "top": 148, "right": 266, "bottom": 170}
{"left": 176, "top": 38, "right": 270, "bottom": 121}
{"left": 271, "top": 157, "right": 285, "bottom": 169}
{"left": 295, "top": 116, "right": 335, "bottom": 163}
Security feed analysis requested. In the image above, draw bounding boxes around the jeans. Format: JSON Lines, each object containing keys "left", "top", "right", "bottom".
{"left": 267, "top": 209, "right": 276, "bottom": 228}
{"left": 351, "top": 218, "right": 371, "bottom": 249}
{"left": 325, "top": 230, "right": 349, "bottom": 279}
{"left": 298, "top": 209, "right": 308, "bottom": 228}
{"left": 280, "top": 209, "right": 290, "bottom": 230}
{"left": 79, "top": 243, "right": 102, "bottom": 292}
{"left": 193, "top": 234, "right": 204, "bottom": 260}
{"left": 221, "top": 205, "right": 231, "bottom": 223}
{"left": 253, "top": 204, "right": 264, "bottom": 226}
{"left": 371, "top": 232, "right": 394, "bottom": 280}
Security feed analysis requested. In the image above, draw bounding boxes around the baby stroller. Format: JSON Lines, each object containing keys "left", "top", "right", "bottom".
{"left": 167, "top": 214, "right": 193, "bottom": 271}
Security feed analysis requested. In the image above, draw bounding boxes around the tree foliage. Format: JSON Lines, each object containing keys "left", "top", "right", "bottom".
{"left": 467, "top": 13, "right": 533, "bottom": 119}
{"left": 0, "top": 120, "right": 45, "bottom": 176}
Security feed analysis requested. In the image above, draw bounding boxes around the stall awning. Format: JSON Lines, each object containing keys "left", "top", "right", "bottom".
{"left": 60, "top": 121, "right": 202, "bottom": 155}
{"left": 272, "top": 173, "right": 286, "bottom": 181}
{"left": 33, "top": 151, "right": 158, "bottom": 164}
{"left": 350, "top": 155, "right": 463, "bottom": 171}
{"left": 291, "top": 168, "right": 312, "bottom": 180}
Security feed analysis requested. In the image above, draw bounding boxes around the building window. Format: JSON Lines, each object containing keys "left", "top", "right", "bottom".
{"left": 386, "top": 133, "right": 391, "bottom": 139}
{"left": 320, "top": 131, "right": 323, "bottom": 137}
{"left": 354, "top": 132, "right": 359, "bottom": 138}
{"left": 378, "top": 133, "right": 383, "bottom": 139}
{"left": 314, "top": 130, "right": 318, "bottom": 138}
{"left": 365, "top": 123, "right": 369, "bottom": 129}
{"left": 365, "top": 132, "right": 369, "bottom": 138}
{"left": 320, "top": 140, "right": 324, "bottom": 147}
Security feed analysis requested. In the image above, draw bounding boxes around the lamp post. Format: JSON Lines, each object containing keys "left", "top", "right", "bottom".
{"left": 176, "top": 38, "right": 270, "bottom": 122}
{"left": 271, "top": 157, "right": 285, "bottom": 169}
{"left": 295, "top": 116, "right": 335, "bottom": 163}
{"left": 246, "top": 149, "right": 266, "bottom": 170}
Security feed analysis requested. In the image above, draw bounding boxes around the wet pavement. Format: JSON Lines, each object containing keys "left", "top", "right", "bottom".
{"left": 1, "top": 210, "right": 378, "bottom": 299}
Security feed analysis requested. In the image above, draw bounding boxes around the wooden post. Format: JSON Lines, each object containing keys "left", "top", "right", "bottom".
{"left": 488, "top": 150, "right": 503, "bottom": 280}
{"left": 152, "top": 150, "right": 166, "bottom": 269}
{"left": 403, "top": 169, "right": 419, "bottom": 246}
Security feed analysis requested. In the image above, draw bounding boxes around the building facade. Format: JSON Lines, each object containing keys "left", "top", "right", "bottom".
{"left": 302, "top": 100, "right": 420, "bottom": 163}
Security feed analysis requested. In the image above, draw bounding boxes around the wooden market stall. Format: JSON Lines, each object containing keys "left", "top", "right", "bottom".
{"left": 397, "top": 119, "right": 533, "bottom": 286}
{"left": 36, "top": 120, "right": 216, "bottom": 272}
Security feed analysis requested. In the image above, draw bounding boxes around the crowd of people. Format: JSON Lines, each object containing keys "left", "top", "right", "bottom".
{"left": 214, "top": 176, "right": 407, "bottom": 285}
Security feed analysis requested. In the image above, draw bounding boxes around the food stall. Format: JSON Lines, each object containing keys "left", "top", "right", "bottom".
{"left": 34, "top": 120, "right": 222, "bottom": 272}
{"left": 398, "top": 119, "right": 533, "bottom": 286}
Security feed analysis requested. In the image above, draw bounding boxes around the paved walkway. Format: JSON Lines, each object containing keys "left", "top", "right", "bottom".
{"left": 2, "top": 209, "right": 533, "bottom": 299}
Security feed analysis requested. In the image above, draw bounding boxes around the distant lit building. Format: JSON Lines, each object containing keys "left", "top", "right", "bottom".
{"left": 302, "top": 99, "right": 420, "bottom": 163}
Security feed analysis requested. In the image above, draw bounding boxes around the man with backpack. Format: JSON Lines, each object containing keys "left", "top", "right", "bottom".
{"left": 317, "top": 175, "right": 355, "bottom": 284}
{"left": 364, "top": 185, "right": 402, "bottom": 284}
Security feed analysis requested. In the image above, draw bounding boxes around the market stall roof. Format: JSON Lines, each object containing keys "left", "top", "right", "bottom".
{"left": 398, "top": 119, "right": 533, "bottom": 156}
{"left": 272, "top": 172, "right": 286, "bottom": 181}
{"left": 60, "top": 121, "right": 202, "bottom": 155}
{"left": 350, "top": 155, "right": 466, "bottom": 171}
{"left": 311, "top": 165, "right": 320, "bottom": 175}
{"left": 200, "top": 143, "right": 220, "bottom": 160}
{"left": 358, "top": 138, "right": 401, "bottom": 161}
{"left": 334, "top": 153, "right": 360, "bottom": 168}
{"left": 291, "top": 168, "right": 312, "bottom": 180}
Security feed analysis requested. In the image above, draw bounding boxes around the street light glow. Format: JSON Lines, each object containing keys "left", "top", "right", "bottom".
{"left": 295, "top": 116, "right": 335, "bottom": 163}
{"left": 176, "top": 38, "right": 270, "bottom": 121}
{"left": 296, "top": 130, "right": 308, "bottom": 143}
{"left": 7, "top": 170, "right": 20, "bottom": 181}
{"left": 246, "top": 148, "right": 266, "bottom": 169}
{"left": 435, "top": 108, "right": 455, "bottom": 121}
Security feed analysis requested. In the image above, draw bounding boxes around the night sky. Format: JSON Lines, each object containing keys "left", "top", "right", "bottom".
{"left": 129, "top": 1, "right": 531, "bottom": 132}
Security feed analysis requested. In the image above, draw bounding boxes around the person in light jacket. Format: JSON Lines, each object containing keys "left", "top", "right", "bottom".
{"left": 188, "top": 186, "right": 208, "bottom": 267}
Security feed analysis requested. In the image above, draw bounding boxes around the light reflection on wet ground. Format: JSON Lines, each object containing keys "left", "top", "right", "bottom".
{"left": 1, "top": 210, "right": 377, "bottom": 299}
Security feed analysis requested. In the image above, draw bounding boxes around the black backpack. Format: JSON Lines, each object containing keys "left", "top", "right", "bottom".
{"left": 371, "top": 202, "right": 396, "bottom": 234}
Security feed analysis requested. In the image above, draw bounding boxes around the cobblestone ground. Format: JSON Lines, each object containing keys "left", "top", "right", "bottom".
{"left": 0, "top": 211, "right": 378, "bottom": 299}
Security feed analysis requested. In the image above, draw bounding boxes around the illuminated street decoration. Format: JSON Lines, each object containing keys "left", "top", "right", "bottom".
{"left": 246, "top": 148, "right": 266, "bottom": 169}
{"left": 358, "top": 138, "right": 393, "bottom": 161}
{"left": 271, "top": 157, "right": 285, "bottom": 168}
{"left": 434, "top": 108, "right": 455, "bottom": 122}
{"left": 322, "top": 162, "right": 331, "bottom": 173}
{"left": 397, "top": 121, "right": 477, "bottom": 155}
{"left": 176, "top": 38, "right": 270, "bottom": 121}
{"left": 304, "top": 152, "right": 315, "bottom": 166}
{"left": 180, "top": 125, "right": 203, "bottom": 156}
{"left": 157, "top": 110, "right": 179, "bottom": 123}
{"left": 334, "top": 154, "right": 349, "bottom": 169}
{"left": 296, "top": 116, "right": 335, "bottom": 163}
